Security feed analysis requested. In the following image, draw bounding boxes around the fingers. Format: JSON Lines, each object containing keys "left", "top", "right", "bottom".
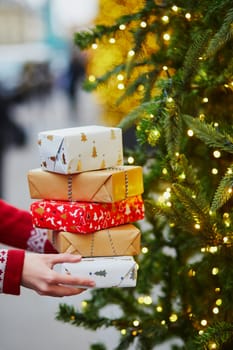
{"left": 50, "top": 269, "right": 95, "bottom": 288}
{"left": 47, "top": 253, "right": 82, "bottom": 265}
{"left": 37, "top": 284, "right": 87, "bottom": 297}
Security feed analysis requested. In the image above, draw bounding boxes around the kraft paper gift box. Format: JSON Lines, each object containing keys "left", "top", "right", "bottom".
{"left": 61, "top": 256, "right": 137, "bottom": 288}
{"left": 30, "top": 195, "right": 144, "bottom": 234}
{"left": 38, "top": 125, "right": 123, "bottom": 174}
{"left": 47, "top": 224, "right": 141, "bottom": 256}
{"left": 27, "top": 165, "right": 144, "bottom": 202}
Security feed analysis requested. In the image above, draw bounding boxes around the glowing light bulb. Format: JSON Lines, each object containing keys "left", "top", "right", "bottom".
{"left": 187, "top": 129, "right": 194, "bottom": 136}
{"left": 163, "top": 65, "right": 168, "bottom": 71}
{"left": 128, "top": 50, "right": 135, "bottom": 57}
{"left": 194, "top": 223, "right": 200, "bottom": 230}
{"left": 162, "top": 168, "right": 168, "bottom": 175}
{"left": 163, "top": 33, "right": 170, "bottom": 41}
{"left": 216, "top": 298, "right": 222, "bottom": 306}
{"left": 140, "top": 21, "right": 147, "bottom": 28}
{"left": 117, "top": 83, "right": 125, "bottom": 90}
{"left": 200, "top": 319, "right": 207, "bottom": 326}
{"left": 185, "top": 13, "right": 191, "bottom": 19}
{"left": 202, "top": 97, "right": 208, "bottom": 103}
{"left": 162, "top": 15, "right": 169, "bottom": 23}
{"left": 117, "top": 74, "right": 124, "bottom": 81}
{"left": 141, "top": 247, "right": 148, "bottom": 254}
{"left": 109, "top": 38, "right": 116, "bottom": 44}
{"left": 212, "top": 168, "right": 218, "bottom": 175}
{"left": 127, "top": 156, "right": 134, "bottom": 164}
{"left": 133, "top": 320, "right": 140, "bottom": 327}
{"left": 169, "top": 313, "right": 178, "bottom": 322}
{"left": 212, "top": 267, "right": 219, "bottom": 275}
{"left": 121, "top": 329, "right": 127, "bottom": 335}
{"left": 88, "top": 75, "right": 96, "bottom": 82}
{"left": 119, "top": 24, "right": 126, "bottom": 30}
{"left": 91, "top": 43, "right": 98, "bottom": 49}
{"left": 156, "top": 306, "right": 163, "bottom": 312}
{"left": 172, "top": 5, "right": 178, "bottom": 11}
{"left": 213, "top": 150, "right": 221, "bottom": 158}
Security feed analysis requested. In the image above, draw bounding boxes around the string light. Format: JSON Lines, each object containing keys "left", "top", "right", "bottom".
{"left": 211, "top": 168, "right": 218, "bottom": 175}
{"left": 109, "top": 38, "right": 116, "bottom": 44}
{"left": 194, "top": 223, "right": 201, "bottom": 230}
{"left": 88, "top": 75, "right": 96, "bottom": 82}
{"left": 212, "top": 267, "right": 219, "bottom": 275}
{"left": 117, "top": 83, "right": 125, "bottom": 90}
{"left": 199, "top": 113, "right": 205, "bottom": 121}
{"left": 119, "top": 24, "right": 126, "bottom": 30}
{"left": 121, "top": 329, "right": 127, "bottom": 335}
{"left": 209, "top": 342, "right": 217, "bottom": 349}
{"left": 91, "top": 43, "right": 98, "bottom": 49}
{"left": 202, "top": 97, "right": 209, "bottom": 103}
{"left": 215, "top": 287, "right": 221, "bottom": 293}
{"left": 187, "top": 129, "right": 194, "bottom": 136}
{"left": 213, "top": 150, "right": 221, "bottom": 158}
{"left": 140, "top": 21, "right": 147, "bottom": 28}
{"left": 161, "top": 15, "right": 169, "bottom": 23}
{"left": 200, "top": 319, "right": 208, "bottom": 326}
{"left": 133, "top": 320, "right": 140, "bottom": 327}
{"left": 214, "top": 122, "right": 219, "bottom": 127}
{"left": 117, "top": 74, "right": 124, "bottom": 81}
{"left": 169, "top": 313, "right": 178, "bottom": 322}
{"left": 212, "top": 307, "right": 219, "bottom": 314}
{"left": 141, "top": 247, "right": 149, "bottom": 254}
{"left": 185, "top": 13, "right": 191, "bottom": 20}
{"left": 128, "top": 50, "right": 135, "bottom": 57}
{"left": 161, "top": 320, "right": 166, "bottom": 325}
{"left": 156, "top": 305, "right": 163, "bottom": 312}
{"left": 163, "top": 33, "right": 171, "bottom": 41}
{"left": 81, "top": 301, "right": 88, "bottom": 309}
{"left": 163, "top": 65, "right": 168, "bottom": 71}
{"left": 216, "top": 298, "right": 222, "bottom": 306}
{"left": 127, "top": 156, "right": 135, "bottom": 164}
{"left": 162, "top": 168, "right": 168, "bottom": 175}
{"left": 171, "top": 5, "right": 178, "bottom": 12}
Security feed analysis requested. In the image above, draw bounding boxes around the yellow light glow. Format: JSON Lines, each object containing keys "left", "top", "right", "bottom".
{"left": 162, "top": 15, "right": 169, "bottom": 23}
{"left": 187, "top": 129, "right": 194, "bottom": 136}
{"left": 163, "top": 190, "right": 171, "bottom": 200}
{"left": 117, "top": 74, "right": 124, "bottom": 81}
{"left": 117, "top": 83, "right": 125, "bottom": 90}
{"left": 194, "top": 223, "right": 200, "bottom": 230}
{"left": 137, "top": 296, "right": 144, "bottom": 304}
{"left": 169, "top": 313, "right": 178, "bottom": 322}
{"left": 228, "top": 187, "right": 232, "bottom": 193}
{"left": 156, "top": 306, "right": 163, "bottom": 312}
{"left": 140, "top": 21, "right": 147, "bottom": 28}
{"left": 127, "top": 156, "right": 134, "bottom": 164}
{"left": 209, "top": 343, "right": 217, "bottom": 349}
{"left": 109, "top": 38, "right": 116, "bottom": 44}
{"left": 88, "top": 75, "right": 96, "bottom": 82}
{"left": 216, "top": 298, "right": 222, "bottom": 306}
{"left": 199, "top": 330, "right": 204, "bottom": 335}
{"left": 212, "top": 267, "right": 219, "bottom": 275}
{"left": 137, "top": 84, "right": 144, "bottom": 91}
{"left": 223, "top": 236, "right": 229, "bottom": 244}
{"left": 162, "top": 168, "right": 168, "bottom": 175}
{"left": 200, "top": 319, "right": 207, "bottom": 326}
{"left": 132, "top": 330, "right": 137, "bottom": 336}
{"left": 91, "top": 43, "right": 98, "bottom": 49}
{"left": 188, "top": 269, "right": 196, "bottom": 277}
{"left": 119, "top": 24, "right": 126, "bottom": 30}
{"left": 121, "top": 329, "right": 127, "bottom": 335}
{"left": 163, "top": 33, "right": 170, "bottom": 41}
{"left": 214, "top": 122, "right": 219, "bottom": 127}
{"left": 185, "top": 13, "right": 191, "bottom": 19}
{"left": 175, "top": 152, "right": 179, "bottom": 157}
{"left": 144, "top": 296, "right": 153, "bottom": 305}
{"left": 172, "top": 5, "right": 178, "bottom": 11}
{"left": 141, "top": 247, "right": 148, "bottom": 254}
{"left": 163, "top": 65, "right": 168, "bottom": 71}
{"left": 213, "top": 150, "right": 221, "bottom": 158}
{"left": 128, "top": 50, "right": 135, "bottom": 57}
{"left": 215, "top": 287, "right": 221, "bottom": 293}
{"left": 81, "top": 301, "right": 88, "bottom": 308}
{"left": 166, "top": 201, "right": 172, "bottom": 207}
{"left": 199, "top": 113, "right": 205, "bottom": 121}
{"left": 133, "top": 320, "right": 140, "bottom": 327}
{"left": 161, "top": 320, "right": 166, "bottom": 325}
{"left": 211, "top": 168, "right": 218, "bottom": 175}
{"left": 227, "top": 168, "right": 233, "bottom": 174}
{"left": 209, "top": 246, "right": 218, "bottom": 253}
{"left": 202, "top": 97, "right": 208, "bottom": 103}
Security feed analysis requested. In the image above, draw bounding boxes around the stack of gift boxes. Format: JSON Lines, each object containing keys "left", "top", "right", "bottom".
{"left": 27, "top": 125, "right": 144, "bottom": 288}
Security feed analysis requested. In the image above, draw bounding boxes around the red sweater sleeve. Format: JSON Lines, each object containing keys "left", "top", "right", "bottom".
{"left": 0, "top": 249, "right": 25, "bottom": 295}
{"left": 0, "top": 199, "right": 56, "bottom": 253}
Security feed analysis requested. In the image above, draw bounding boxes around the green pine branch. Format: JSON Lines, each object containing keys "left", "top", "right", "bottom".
{"left": 211, "top": 165, "right": 233, "bottom": 211}
{"left": 182, "top": 114, "right": 233, "bottom": 153}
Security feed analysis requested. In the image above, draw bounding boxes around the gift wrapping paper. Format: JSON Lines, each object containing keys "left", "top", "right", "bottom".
{"left": 27, "top": 166, "right": 144, "bottom": 202}
{"left": 38, "top": 125, "right": 123, "bottom": 174}
{"left": 61, "top": 256, "right": 137, "bottom": 288}
{"left": 31, "top": 196, "right": 144, "bottom": 234}
{"left": 47, "top": 224, "right": 141, "bottom": 256}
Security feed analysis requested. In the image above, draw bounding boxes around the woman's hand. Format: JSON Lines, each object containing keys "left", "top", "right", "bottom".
{"left": 21, "top": 253, "right": 95, "bottom": 297}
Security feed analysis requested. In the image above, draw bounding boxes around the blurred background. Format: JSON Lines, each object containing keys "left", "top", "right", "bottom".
{"left": 0, "top": 1, "right": 113, "bottom": 350}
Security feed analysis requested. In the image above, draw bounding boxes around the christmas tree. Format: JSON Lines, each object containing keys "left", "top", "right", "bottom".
{"left": 56, "top": 1, "right": 233, "bottom": 349}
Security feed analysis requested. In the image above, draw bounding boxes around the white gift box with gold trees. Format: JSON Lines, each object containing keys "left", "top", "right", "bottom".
{"left": 38, "top": 125, "right": 123, "bottom": 174}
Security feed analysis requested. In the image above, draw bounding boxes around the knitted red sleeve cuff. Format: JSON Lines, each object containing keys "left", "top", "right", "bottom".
{"left": 3, "top": 249, "right": 25, "bottom": 295}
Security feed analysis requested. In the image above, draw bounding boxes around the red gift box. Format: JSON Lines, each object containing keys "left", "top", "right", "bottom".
{"left": 30, "top": 196, "right": 144, "bottom": 234}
